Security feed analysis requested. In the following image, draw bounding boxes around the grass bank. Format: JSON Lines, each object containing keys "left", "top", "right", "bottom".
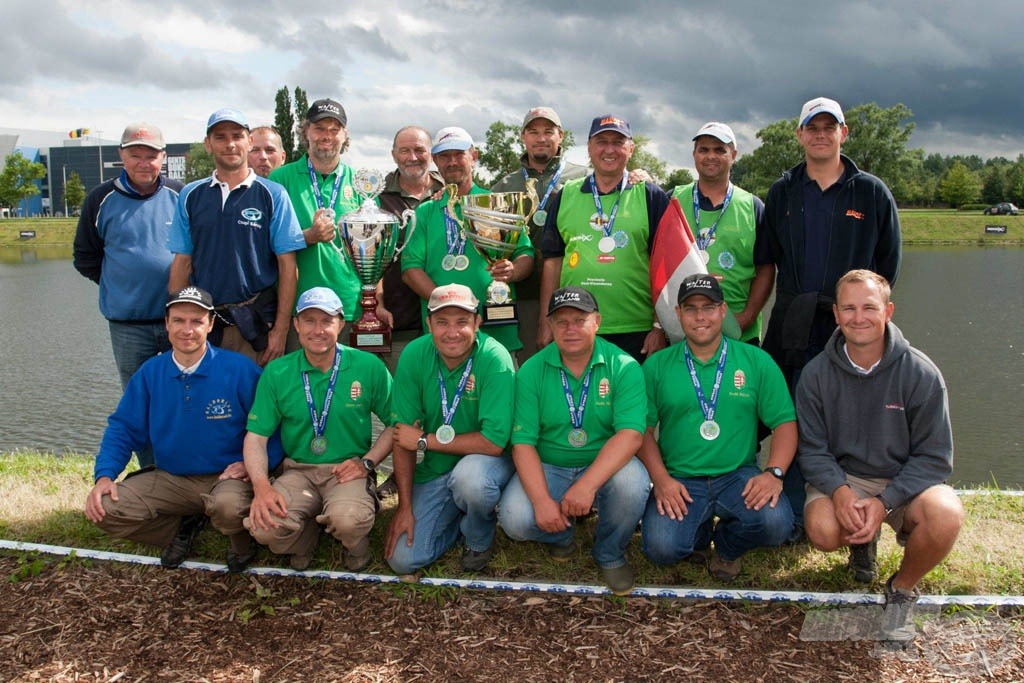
{"left": 2, "top": 450, "right": 1021, "bottom": 596}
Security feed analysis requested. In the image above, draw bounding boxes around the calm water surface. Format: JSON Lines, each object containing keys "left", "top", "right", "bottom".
{"left": 0, "top": 246, "right": 1021, "bottom": 487}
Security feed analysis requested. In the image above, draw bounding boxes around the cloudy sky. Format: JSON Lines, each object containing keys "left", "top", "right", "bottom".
{"left": 2, "top": 0, "right": 1022, "bottom": 175}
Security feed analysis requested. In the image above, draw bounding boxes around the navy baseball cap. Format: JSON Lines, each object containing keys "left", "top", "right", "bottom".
{"left": 588, "top": 115, "right": 632, "bottom": 139}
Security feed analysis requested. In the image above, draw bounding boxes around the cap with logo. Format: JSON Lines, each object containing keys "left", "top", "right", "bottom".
{"left": 306, "top": 98, "right": 347, "bottom": 126}
{"left": 431, "top": 127, "right": 474, "bottom": 155}
{"left": 692, "top": 122, "right": 736, "bottom": 149}
{"left": 547, "top": 286, "right": 599, "bottom": 315}
{"left": 588, "top": 115, "right": 632, "bottom": 139}
{"left": 522, "top": 106, "right": 562, "bottom": 130}
{"left": 799, "top": 97, "right": 845, "bottom": 127}
{"left": 677, "top": 274, "right": 725, "bottom": 305}
{"left": 167, "top": 286, "right": 215, "bottom": 311}
{"left": 295, "top": 287, "right": 345, "bottom": 317}
{"left": 206, "top": 108, "right": 249, "bottom": 133}
{"left": 427, "top": 283, "right": 479, "bottom": 314}
{"left": 120, "top": 123, "right": 165, "bottom": 150}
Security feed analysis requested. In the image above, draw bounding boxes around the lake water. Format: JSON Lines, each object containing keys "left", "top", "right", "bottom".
{"left": 0, "top": 246, "right": 1021, "bottom": 488}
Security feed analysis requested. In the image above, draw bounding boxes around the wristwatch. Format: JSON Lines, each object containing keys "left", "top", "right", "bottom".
{"left": 764, "top": 466, "right": 785, "bottom": 480}
{"left": 361, "top": 458, "right": 376, "bottom": 476}
{"left": 416, "top": 432, "right": 428, "bottom": 453}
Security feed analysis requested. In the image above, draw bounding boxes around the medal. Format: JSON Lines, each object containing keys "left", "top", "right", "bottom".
{"left": 598, "top": 236, "right": 616, "bottom": 253}
{"left": 302, "top": 345, "right": 341, "bottom": 458}
{"left": 567, "top": 428, "right": 588, "bottom": 448}
{"left": 436, "top": 425, "right": 456, "bottom": 444}
{"left": 699, "top": 420, "right": 720, "bottom": 441}
{"left": 522, "top": 161, "right": 562, "bottom": 230}
{"left": 453, "top": 254, "right": 470, "bottom": 271}
{"left": 589, "top": 171, "right": 628, "bottom": 253}
{"left": 612, "top": 230, "right": 628, "bottom": 249}
{"left": 489, "top": 280, "right": 510, "bottom": 304}
{"left": 692, "top": 182, "right": 734, "bottom": 255}
{"left": 442, "top": 254, "right": 457, "bottom": 271}
{"left": 533, "top": 209, "right": 548, "bottom": 225}
{"left": 310, "top": 436, "right": 328, "bottom": 454}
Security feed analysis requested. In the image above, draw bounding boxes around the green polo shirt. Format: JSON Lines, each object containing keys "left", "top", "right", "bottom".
{"left": 391, "top": 331, "right": 515, "bottom": 484}
{"left": 511, "top": 336, "right": 646, "bottom": 467}
{"left": 269, "top": 156, "right": 363, "bottom": 319}
{"left": 643, "top": 338, "right": 794, "bottom": 478}
{"left": 247, "top": 344, "right": 392, "bottom": 464}
{"left": 402, "top": 185, "right": 534, "bottom": 352}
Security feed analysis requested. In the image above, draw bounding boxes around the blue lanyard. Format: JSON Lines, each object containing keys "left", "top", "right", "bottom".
{"left": 438, "top": 354, "right": 475, "bottom": 427}
{"left": 306, "top": 157, "right": 344, "bottom": 213}
{"left": 523, "top": 159, "right": 564, "bottom": 214}
{"left": 443, "top": 199, "right": 467, "bottom": 257}
{"left": 683, "top": 340, "right": 728, "bottom": 422}
{"left": 302, "top": 345, "right": 341, "bottom": 439}
{"left": 589, "top": 171, "right": 629, "bottom": 237}
{"left": 559, "top": 367, "right": 593, "bottom": 429}
{"left": 692, "top": 183, "right": 734, "bottom": 251}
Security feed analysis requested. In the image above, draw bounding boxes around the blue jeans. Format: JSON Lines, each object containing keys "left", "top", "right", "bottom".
{"left": 498, "top": 457, "right": 651, "bottom": 569}
{"left": 641, "top": 465, "right": 794, "bottom": 564}
{"left": 387, "top": 454, "right": 514, "bottom": 575}
{"left": 108, "top": 320, "right": 170, "bottom": 468}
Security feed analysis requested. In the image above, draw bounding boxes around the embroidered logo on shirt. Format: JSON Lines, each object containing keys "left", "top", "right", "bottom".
{"left": 733, "top": 370, "right": 746, "bottom": 389}
{"left": 466, "top": 375, "right": 476, "bottom": 393}
{"left": 884, "top": 403, "right": 905, "bottom": 411}
{"left": 238, "top": 207, "right": 264, "bottom": 229}
{"left": 205, "top": 399, "right": 233, "bottom": 420}
{"left": 846, "top": 209, "right": 865, "bottom": 220}
{"left": 598, "top": 378, "right": 611, "bottom": 398}
{"left": 350, "top": 381, "right": 362, "bottom": 400}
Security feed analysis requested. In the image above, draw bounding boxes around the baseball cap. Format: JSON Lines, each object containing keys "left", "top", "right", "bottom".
{"left": 295, "top": 287, "right": 345, "bottom": 317}
{"left": 692, "top": 122, "right": 736, "bottom": 148}
{"left": 522, "top": 106, "right": 562, "bottom": 129}
{"left": 427, "top": 284, "right": 479, "bottom": 314}
{"left": 306, "top": 98, "right": 347, "bottom": 126}
{"left": 677, "top": 274, "right": 725, "bottom": 305}
{"left": 799, "top": 97, "right": 845, "bottom": 127}
{"left": 206, "top": 108, "right": 249, "bottom": 133}
{"left": 547, "top": 286, "right": 599, "bottom": 315}
{"left": 588, "top": 115, "right": 632, "bottom": 139}
{"left": 431, "top": 127, "right": 474, "bottom": 155}
{"left": 166, "top": 286, "right": 214, "bottom": 311}
{"left": 120, "top": 123, "right": 165, "bottom": 150}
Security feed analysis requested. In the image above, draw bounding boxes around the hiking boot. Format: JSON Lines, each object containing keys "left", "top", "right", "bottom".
{"left": 548, "top": 539, "right": 576, "bottom": 562}
{"left": 289, "top": 552, "right": 313, "bottom": 571}
{"left": 849, "top": 536, "right": 879, "bottom": 583}
{"left": 461, "top": 546, "right": 494, "bottom": 573}
{"left": 226, "top": 538, "right": 259, "bottom": 574}
{"left": 376, "top": 473, "right": 398, "bottom": 499}
{"left": 880, "top": 573, "right": 920, "bottom": 646}
{"left": 601, "top": 564, "right": 634, "bottom": 596}
{"left": 345, "top": 539, "right": 372, "bottom": 573}
{"left": 685, "top": 548, "right": 709, "bottom": 567}
{"left": 784, "top": 523, "right": 806, "bottom": 546}
{"left": 160, "top": 515, "right": 206, "bottom": 568}
{"left": 708, "top": 552, "right": 742, "bottom": 583}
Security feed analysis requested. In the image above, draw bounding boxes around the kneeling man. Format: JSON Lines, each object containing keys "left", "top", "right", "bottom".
{"left": 797, "top": 269, "right": 964, "bottom": 643}
{"left": 639, "top": 274, "right": 796, "bottom": 582}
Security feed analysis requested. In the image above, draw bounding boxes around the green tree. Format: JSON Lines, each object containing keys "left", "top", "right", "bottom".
{"left": 661, "top": 167, "right": 694, "bottom": 193}
{"left": 0, "top": 151, "right": 46, "bottom": 216}
{"left": 62, "top": 171, "right": 85, "bottom": 215}
{"left": 293, "top": 87, "right": 309, "bottom": 159}
{"left": 477, "top": 121, "right": 522, "bottom": 182}
{"left": 185, "top": 142, "right": 214, "bottom": 182}
{"left": 274, "top": 86, "right": 296, "bottom": 162}
{"left": 1005, "top": 155, "right": 1024, "bottom": 205}
{"left": 842, "top": 103, "right": 915, "bottom": 185}
{"left": 981, "top": 164, "right": 1007, "bottom": 204}
{"left": 730, "top": 118, "right": 801, "bottom": 198}
{"left": 938, "top": 161, "right": 982, "bottom": 208}
{"left": 628, "top": 135, "right": 668, "bottom": 184}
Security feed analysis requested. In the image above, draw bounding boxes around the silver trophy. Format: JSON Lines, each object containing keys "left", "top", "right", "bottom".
{"left": 456, "top": 179, "right": 538, "bottom": 326}
{"left": 336, "top": 169, "right": 416, "bottom": 352}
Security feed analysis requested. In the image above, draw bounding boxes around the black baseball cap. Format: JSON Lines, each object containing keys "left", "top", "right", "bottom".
{"left": 167, "top": 286, "right": 215, "bottom": 311}
{"left": 677, "top": 274, "right": 724, "bottom": 305}
{"left": 548, "top": 286, "right": 599, "bottom": 315}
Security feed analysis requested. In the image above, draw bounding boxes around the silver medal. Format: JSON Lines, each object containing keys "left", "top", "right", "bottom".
{"left": 453, "top": 254, "right": 470, "bottom": 271}
{"left": 598, "top": 236, "right": 616, "bottom": 253}
{"left": 436, "top": 424, "right": 456, "bottom": 444}
{"left": 699, "top": 420, "right": 720, "bottom": 441}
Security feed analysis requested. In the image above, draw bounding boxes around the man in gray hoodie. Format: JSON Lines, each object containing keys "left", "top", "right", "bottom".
{"left": 796, "top": 269, "right": 963, "bottom": 644}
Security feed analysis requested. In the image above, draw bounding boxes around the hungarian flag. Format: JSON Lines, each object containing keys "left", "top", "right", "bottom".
{"left": 649, "top": 197, "right": 705, "bottom": 343}
{"left": 68, "top": 128, "right": 90, "bottom": 138}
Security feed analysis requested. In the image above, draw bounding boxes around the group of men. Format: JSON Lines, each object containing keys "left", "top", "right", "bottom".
{"left": 73, "top": 95, "right": 963, "bottom": 642}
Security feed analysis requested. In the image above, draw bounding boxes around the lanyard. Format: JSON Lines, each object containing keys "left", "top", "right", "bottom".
{"left": 589, "top": 171, "right": 629, "bottom": 237}
{"left": 559, "top": 367, "right": 593, "bottom": 430}
{"left": 443, "top": 202, "right": 467, "bottom": 257}
{"left": 692, "top": 183, "right": 734, "bottom": 251}
{"left": 306, "top": 157, "right": 344, "bottom": 213}
{"left": 683, "top": 340, "right": 728, "bottom": 423}
{"left": 302, "top": 345, "right": 342, "bottom": 439}
{"left": 438, "top": 355, "right": 475, "bottom": 427}
{"left": 523, "top": 159, "right": 564, "bottom": 214}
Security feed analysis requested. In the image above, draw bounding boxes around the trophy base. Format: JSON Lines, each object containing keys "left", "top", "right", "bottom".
{"left": 350, "top": 326, "right": 391, "bottom": 354}
{"left": 482, "top": 302, "right": 518, "bottom": 327}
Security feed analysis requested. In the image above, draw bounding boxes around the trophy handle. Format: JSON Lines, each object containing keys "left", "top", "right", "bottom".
{"left": 522, "top": 177, "right": 539, "bottom": 224}
{"left": 444, "top": 183, "right": 465, "bottom": 233}
{"left": 392, "top": 208, "right": 418, "bottom": 259}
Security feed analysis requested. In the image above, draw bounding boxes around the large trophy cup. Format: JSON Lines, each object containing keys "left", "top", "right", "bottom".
{"left": 456, "top": 179, "right": 538, "bottom": 326}
{"left": 337, "top": 169, "right": 416, "bottom": 353}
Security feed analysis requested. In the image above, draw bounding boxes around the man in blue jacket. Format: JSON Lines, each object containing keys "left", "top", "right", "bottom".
{"left": 85, "top": 286, "right": 281, "bottom": 572}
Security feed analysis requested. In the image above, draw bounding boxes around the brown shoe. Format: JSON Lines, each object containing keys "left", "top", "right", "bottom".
{"left": 708, "top": 553, "right": 742, "bottom": 582}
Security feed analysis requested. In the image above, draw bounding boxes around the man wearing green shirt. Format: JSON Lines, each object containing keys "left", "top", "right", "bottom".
{"left": 499, "top": 286, "right": 650, "bottom": 595}
{"left": 638, "top": 274, "right": 797, "bottom": 582}
{"left": 385, "top": 284, "right": 516, "bottom": 576}
{"left": 243, "top": 287, "right": 393, "bottom": 572}
{"left": 269, "top": 99, "right": 363, "bottom": 321}
{"left": 401, "top": 126, "right": 534, "bottom": 356}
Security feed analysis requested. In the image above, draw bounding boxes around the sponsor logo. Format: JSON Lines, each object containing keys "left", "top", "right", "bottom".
{"left": 350, "top": 381, "right": 362, "bottom": 400}
{"left": 238, "top": 207, "right": 264, "bottom": 229}
{"left": 733, "top": 370, "right": 746, "bottom": 389}
{"left": 466, "top": 375, "right": 476, "bottom": 393}
{"left": 596, "top": 255, "right": 616, "bottom": 263}
{"left": 568, "top": 252, "right": 580, "bottom": 268}
{"left": 205, "top": 398, "right": 232, "bottom": 420}
{"left": 598, "top": 378, "right": 611, "bottom": 398}
{"left": 568, "top": 233, "right": 594, "bottom": 243}
{"left": 846, "top": 209, "right": 865, "bottom": 220}
{"left": 884, "top": 403, "right": 905, "bottom": 411}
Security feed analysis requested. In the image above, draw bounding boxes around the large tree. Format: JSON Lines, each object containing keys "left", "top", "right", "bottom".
{"left": 938, "top": 161, "right": 982, "bottom": 208}
{"left": 729, "top": 118, "right": 800, "bottom": 198}
{"left": 292, "top": 87, "right": 309, "bottom": 160}
{"left": 274, "top": 86, "right": 296, "bottom": 162}
{"left": 628, "top": 135, "right": 668, "bottom": 184}
{"left": 0, "top": 151, "right": 46, "bottom": 216}
{"left": 62, "top": 171, "right": 86, "bottom": 215}
{"left": 477, "top": 121, "right": 522, "bottom": 183}
{"left": 661, "top": 167, "right": 694, "bottom": 193}
{"left": 184, "top": 142, "right": 214, "bottom": 182}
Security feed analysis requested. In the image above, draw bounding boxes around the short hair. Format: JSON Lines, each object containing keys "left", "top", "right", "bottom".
{"left": 835, "top": 269, "right": 891, "bottom": 303}
{"left": 392, "top": 125, "right": 432, "bottom": 150}
{"left": 300, "top": 119, "right": 351, "bottom": 154}
{"left": 250, "top": 126, "right": 284, "bottom": 145}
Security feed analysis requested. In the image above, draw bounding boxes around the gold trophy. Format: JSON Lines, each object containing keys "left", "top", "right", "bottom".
{"left": 454, "top": 180, "right": 538, "bottom": 326}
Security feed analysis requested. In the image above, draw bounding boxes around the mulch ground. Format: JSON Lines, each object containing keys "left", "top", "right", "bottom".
{"left": 0, "top": 556, "right": 1020, "bottom": 682}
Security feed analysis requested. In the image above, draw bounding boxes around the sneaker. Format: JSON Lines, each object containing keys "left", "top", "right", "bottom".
{"left": 160, "top": 515, "right": 206, "bottom": 568}
{"left": 849, "top": 537, "right": 879, "bottom": 583}
{"left": 548, "top": 540, "right": 576, "bottom": 562}
{"left": 289, "top": 552, "right": 313, "bottom": 571}
{"left": 226, "top": 539, "right": 258, "bottom": 574}
{"left": 461, "top": 546, "right": 494, "bottom": 573}
{"left": 783, "top": 523, "right": 806, "bottom": 546}
{"left": 708, "top": 552, "right": 742, "bottom": 583}
{"left": 601, "top": 564, "right": 634, "bottom": 596}
{"left": 345, "top": 546, "right": 372, "bottom": 572}
{"left": 880, "top": 574, "right": 920, "bottom": 646}
{"left": 376, "top": 473, "right": 398, "bottom": 499}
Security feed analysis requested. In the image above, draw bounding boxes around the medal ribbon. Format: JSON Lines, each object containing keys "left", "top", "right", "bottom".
{"left": 443, "top": 201, "right": 467, "bottom": 257}
{"left": 302, "top": 344, "right": 342, "bottom": 441}
{"left": 692, "top": 182, "right": 734, "bottom": 251}
{"left": 559, "top": 367, "right": 593, "bottom": 430}
{"left": 306, "top": 157, "right": 345, "bottom": 214}
{"left": 683, "top": 339, "right": 728, "bottom": 423}
{"left": 588, "top": 171, "right": 629, "bottom": 238}
{"left": 437, "top": 354, "right": 475, "bottom": 428}
{"left": 523, "top": 159, "right": 564, "bottom": 217}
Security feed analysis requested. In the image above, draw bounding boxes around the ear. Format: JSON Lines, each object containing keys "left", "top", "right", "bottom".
{"left": 832, "top": 304, "right": 840, "bottom": 325}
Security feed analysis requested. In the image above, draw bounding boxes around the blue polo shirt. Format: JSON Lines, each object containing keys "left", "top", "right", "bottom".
{"left": 169, "top": 170, "right": 305, "bottom": 305}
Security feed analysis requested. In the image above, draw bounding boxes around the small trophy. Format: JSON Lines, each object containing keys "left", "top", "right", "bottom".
{"left": 456, "top": 180, "right": 538, "bottom": 326}
{"left": 336, "top": 169, "right": 416, "bottom": 352}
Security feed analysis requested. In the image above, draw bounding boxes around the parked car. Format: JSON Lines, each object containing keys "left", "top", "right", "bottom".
{"left": 984, "top": 202, "right": 1019, "bottom": 215}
